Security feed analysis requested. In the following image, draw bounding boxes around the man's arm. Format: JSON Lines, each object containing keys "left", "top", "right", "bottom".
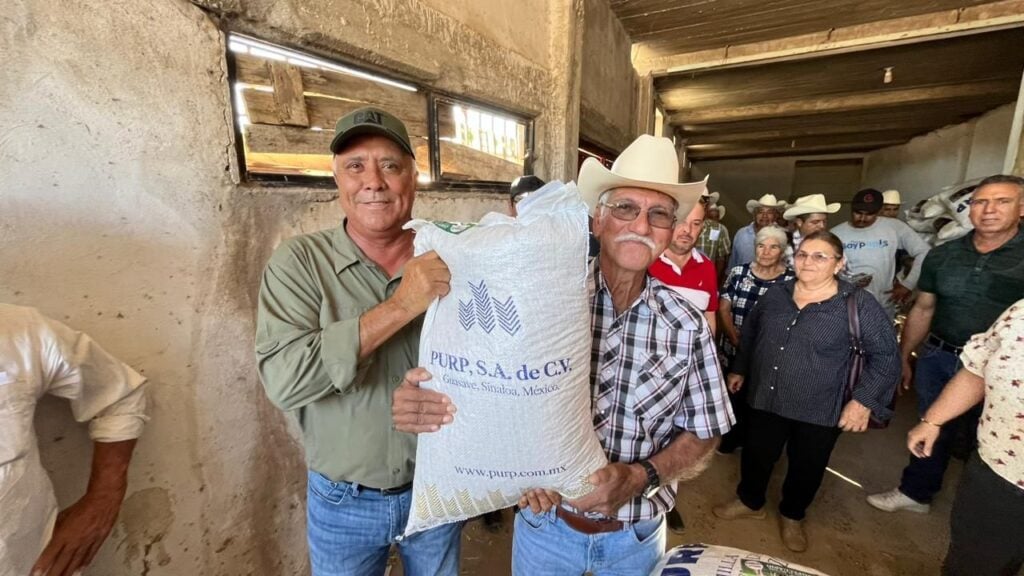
{"left": 257, "top": 246, "right": 448, "bottom": 411}
{"left": 32, "top": 440, "right": 137, "bottom": 576}
{"left": 899, "top": 291, "right": 936, "bottom": 390}
{"left": 704, "top": 311, "right": 717, "bottom": 335}
{"left": 718, "top": 299, "right": 740, "bottom": 347}
{"left": 895, "top": 221, "right": 932, "bottom": 291}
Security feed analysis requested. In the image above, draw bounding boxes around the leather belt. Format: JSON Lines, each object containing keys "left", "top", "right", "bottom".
{"left": 556, "top": 508, "right": 624, "bottom": 534}
{"left": 362, "top": 482, "right": 413, "bottom": 496}
{"left": 926, "top": 333, "right": 963, "bottom": 355}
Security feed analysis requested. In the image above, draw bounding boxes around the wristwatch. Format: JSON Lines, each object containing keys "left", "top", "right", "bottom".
{"left": 638, "top": 460, "right": 661, "bottom": 499}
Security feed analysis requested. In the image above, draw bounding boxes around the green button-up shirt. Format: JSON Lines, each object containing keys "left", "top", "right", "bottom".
{"left": 255, "top": 222, "right": 420, "bottom": 488}
{"left": 918, "top": 229, "right": 1024, "bottom": 346}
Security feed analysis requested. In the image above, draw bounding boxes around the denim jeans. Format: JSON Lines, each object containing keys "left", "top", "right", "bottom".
{"left": 511, "top": 507, "right": 665, "bottom": 576}
{"left": 306, "top": 471, "right": 463, "bottom": 576}
{"left": 899, "top": 344, "right": 963, "bottom": 503}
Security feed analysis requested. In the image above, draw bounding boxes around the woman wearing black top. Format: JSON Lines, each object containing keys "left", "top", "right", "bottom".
{"left": 712, "top": 231, "right": 900, "bottom": 553}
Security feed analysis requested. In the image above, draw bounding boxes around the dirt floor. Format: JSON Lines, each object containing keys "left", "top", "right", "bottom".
{"left": 436, "top": 391, "right": 962, "bottom": 576}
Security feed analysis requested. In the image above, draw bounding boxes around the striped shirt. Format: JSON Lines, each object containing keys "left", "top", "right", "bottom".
{"left": 588, "top": 261, "right": 734, "bottom": 522}
{"left": 731, "top": 279, "right": 900, "bottom": 427}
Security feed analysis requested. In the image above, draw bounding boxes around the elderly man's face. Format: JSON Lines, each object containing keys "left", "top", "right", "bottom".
{"left": 333, "top": 135, "right": 417, "bottom": 236}
{"left": 594, "top": 187, "right": 675, "bottom": 273}
{"left": 969, "top": 182, "right": 1024, "bottom": 235}
{"left": 754, "top": 207, "right": 778, "bottom": 230}
{"left": 668, "top": 202, "right": 705, "bottom": 255}
{"left": 880, "top": 204, "right": 901, "bottom": 218}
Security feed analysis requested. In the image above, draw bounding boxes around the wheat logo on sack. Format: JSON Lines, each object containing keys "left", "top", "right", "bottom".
{"left": 458, "top": 280, "right": 521, "bottom": 336}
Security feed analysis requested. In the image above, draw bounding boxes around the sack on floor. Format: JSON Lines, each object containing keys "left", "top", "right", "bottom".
{"left": 651, "top": 543, "right": 831, "bottom": 576}
{"left": 402, "top": 181, "right": 607, "bottom": 536}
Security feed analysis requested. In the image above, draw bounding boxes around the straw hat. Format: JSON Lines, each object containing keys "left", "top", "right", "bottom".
{"left": 578, "top": 134, "right": 708, "bottom": 218}
{"left": 783, "top": 194, "right": 841, "bottom": 220}
{"left": 745, "top": 194, "right": 787, "bottom": 213}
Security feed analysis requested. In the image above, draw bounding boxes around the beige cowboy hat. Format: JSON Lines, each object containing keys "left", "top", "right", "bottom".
{"left": 745, "top": 194, "right": 787, "bottom": 213}
{"left": 882, "top": 189, "right": 902, "bottom": 205}
{"left": 708, "top": 203, "right": 726, "bottom": 219}
{"left": 783, "top": 193, "right": 841, "bottom": 219}
{"left": 578, "top": 134, "right": 708, "bottom": 218}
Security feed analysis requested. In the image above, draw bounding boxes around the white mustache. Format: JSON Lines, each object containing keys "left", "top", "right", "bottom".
{"left": 614, "top": 233, "right": 657, "bottom": 253}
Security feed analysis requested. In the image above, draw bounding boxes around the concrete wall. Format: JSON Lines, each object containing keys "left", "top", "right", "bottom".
{"left": 0, "top": 0, "right": 619, "bottom": 574}
{"left": 862, "top": 103, "right": 1016, "bottom": 208}
{"left": 579, "top": 0, "right": 637, "bottom": 153}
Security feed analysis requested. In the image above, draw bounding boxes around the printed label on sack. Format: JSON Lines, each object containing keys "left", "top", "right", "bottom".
{"left": 428, "top": 351, "right": 571, "bottom": 397}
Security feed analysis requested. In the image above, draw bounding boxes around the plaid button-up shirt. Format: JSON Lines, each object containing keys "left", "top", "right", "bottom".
{"left": 588, "top": 261, "right": 734, "bottom": 523}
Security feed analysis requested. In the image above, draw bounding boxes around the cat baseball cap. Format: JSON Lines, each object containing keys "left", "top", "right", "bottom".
{"left": 329, "top": 106, "right": 414, "bottom": 157}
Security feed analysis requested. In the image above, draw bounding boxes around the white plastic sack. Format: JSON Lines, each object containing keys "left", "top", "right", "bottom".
{"left": 402, "top": 181, "right": 608, "bottom": 536}
{"left": 652, "top": 544, "right": 831, "bottom": 576}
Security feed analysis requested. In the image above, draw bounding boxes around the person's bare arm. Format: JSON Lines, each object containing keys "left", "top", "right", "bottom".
{"left": 899, "top": 291, "right": 936, "bottom": 391}
{"left": 718, "top": 299, "right": 739, "bottom": 347}
{"left": 908, "top": 368, "right": 986, "bottom": 458}
{"left": 568, "top": 432, "right": 717, "bottom": 517}
{"left": 32, "top": 440, "right": 137, "bottom": 576}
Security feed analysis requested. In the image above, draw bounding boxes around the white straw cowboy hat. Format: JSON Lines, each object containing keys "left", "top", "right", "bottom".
{"left": 882, "top": 189, "right": 902, "bottom": 205}
{"left": 745, "top": 193, "right": 787, "bottom": 213}
{"left": 783, "top": 193, "right": 841, "bottom": 220}
{"left": 578, "top": 134, "right": 708, "bottom": 218}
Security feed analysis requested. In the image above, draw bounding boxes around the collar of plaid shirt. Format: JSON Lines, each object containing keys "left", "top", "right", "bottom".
{"left": 576, "top": 260, "right": 733, "bottom": 523}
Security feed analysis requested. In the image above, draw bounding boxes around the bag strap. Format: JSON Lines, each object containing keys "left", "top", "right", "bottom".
{"left": 847, "top": 291, "right": 862, "bottom": 356}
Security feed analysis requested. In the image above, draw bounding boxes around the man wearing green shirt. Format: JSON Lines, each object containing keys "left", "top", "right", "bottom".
{"left": 255, "top": 107, "right": 462, "bottom": 576}
{"left": 868, "top": 174, "right": 1024, "bottom": 515}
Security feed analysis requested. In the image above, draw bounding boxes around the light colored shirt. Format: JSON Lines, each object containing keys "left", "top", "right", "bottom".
{"left": 587, "top": 262, "right": 734, "bottom": 522}
{"left": 727, "top": 223, "right": 756, "bottom": 270}
{"left": 255, "top": 222, "right": 419, "bottom": 489}
{"left": 696, "top": 221, "right": 731, "bottom": 263}
{"left": 960, "top": 299, "right": 1024, "bottom": 489}
{"left": 0, "top": 304, "right": 147, "bottom": 576}
{"left": 832, "top": 218, "right": 931, "bottom": 308}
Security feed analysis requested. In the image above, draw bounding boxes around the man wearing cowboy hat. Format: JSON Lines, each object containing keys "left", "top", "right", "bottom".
{"left": 727, "top": 194, "right": 785, "bottom": 270}
{"left": 782, "top": 194, "right": 841, "bottom": 266}
{"left": 696, "top": 192, "right": 732, "bottom": 281}
{"left": 392, "top": 134, "right": 734, "bottom": 575}
{"left": 880, "top": 189, "right": 903, "bottom": 219}
{"left": 833, "top": 188, "right": 931, "bottom": 314}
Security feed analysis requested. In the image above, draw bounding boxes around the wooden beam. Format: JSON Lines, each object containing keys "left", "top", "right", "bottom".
{"left": 685, "top": 127, "right": 930, "bottom": 146}
{"left": 668, "top": 80, "right": 1019, "bottom": 124}
{"left": 635, "top": 73, "right": 655, "bottom": 137}
{"left": 688, "top": 139, "right": 908, "bottom": 160}
{"left": 633, "top": 0, "right": 1024, "bottom": 75}
{"left": 268, "top": 61, "right": 309, "bottom": 127}
{"left": 242, "top": 89, "right": 429, "bottom": 136}
{"left": 245, "top": 124, "right": 333, "bottom": 155}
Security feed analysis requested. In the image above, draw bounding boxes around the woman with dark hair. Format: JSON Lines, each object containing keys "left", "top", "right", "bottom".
{"left": 712, "top": 231, "right": 900, "bottom": 552}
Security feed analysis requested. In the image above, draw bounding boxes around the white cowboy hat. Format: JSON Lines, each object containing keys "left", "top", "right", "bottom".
{"left": 745, "top": 194, "right": 787, "bottom": 213}
{"left": 708, "top": 203, "right": 726, "bottom": 219}
{"left": 783, "top": 193, "right": 841, "bottom": 219}
{"left": 882, "top": 189, "right": 902, "bottom": 205}
{"left": 578, "top": 134, "right": 708, "bottom": 218}
{"left": 706, "top": 191, "right": 720, "bottom": 204}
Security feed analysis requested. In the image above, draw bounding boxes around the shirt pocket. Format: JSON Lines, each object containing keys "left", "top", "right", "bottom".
{"left": 631, "top": 354, "right": 687, "bottom": 437}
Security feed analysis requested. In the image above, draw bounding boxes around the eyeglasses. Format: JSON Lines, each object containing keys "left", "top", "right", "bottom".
{"left": 600, "top": 202, "right": 677, "bottom": 229}
{"left": 794, "top": 251, "right": 840, "bottom": 263}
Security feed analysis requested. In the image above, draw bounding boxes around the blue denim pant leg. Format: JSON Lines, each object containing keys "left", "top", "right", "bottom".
{"left": 898, "top": 346, "right": 960, "bottom": 503}
{"left": 306, "top": 471, "right": 462, "bottom": 576}
{"left": 512, "top": 507, "right": 665, "bottom": 576}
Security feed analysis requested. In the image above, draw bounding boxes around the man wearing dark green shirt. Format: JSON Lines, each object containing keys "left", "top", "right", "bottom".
{"left": 255, "top": 107, "right": 461, "bottom": 575}
{"left": 868, "top": 174, "right": 1024, "bottom": 515}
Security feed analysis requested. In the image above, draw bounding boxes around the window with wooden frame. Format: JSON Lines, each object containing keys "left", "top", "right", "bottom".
{"left": 226, "top": 34, "right": 534, "bottom": 189}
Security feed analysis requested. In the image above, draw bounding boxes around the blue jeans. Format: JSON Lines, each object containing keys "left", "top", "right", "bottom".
{"left": 512, "top": 507, "right": 665, "bottom": 575}
{"left": 899, "top": 344, "right": 963, "bottom": 503}
{"left": 306, "top": 471, "right": 463, "bottom": 576}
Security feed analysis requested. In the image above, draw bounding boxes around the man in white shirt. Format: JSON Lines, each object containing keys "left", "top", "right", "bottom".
{"left": 0, "top": 303, "right": 148, "bottom": 576}
{"left": 833, "top": 189, "right": 931, "bottom": 313}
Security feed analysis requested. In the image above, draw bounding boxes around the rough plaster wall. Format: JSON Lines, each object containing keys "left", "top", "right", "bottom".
{"left": 418, "top": 0, "right": 550, "bottom": 66}
{"left": 579, "top": 0, "right": 635, "bottom": 153}
{"left": 862, "top": 104, "right": 1015, "bottom": 209}
{"left": 1, "top": 0, "right": 549, "bottom": 574}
